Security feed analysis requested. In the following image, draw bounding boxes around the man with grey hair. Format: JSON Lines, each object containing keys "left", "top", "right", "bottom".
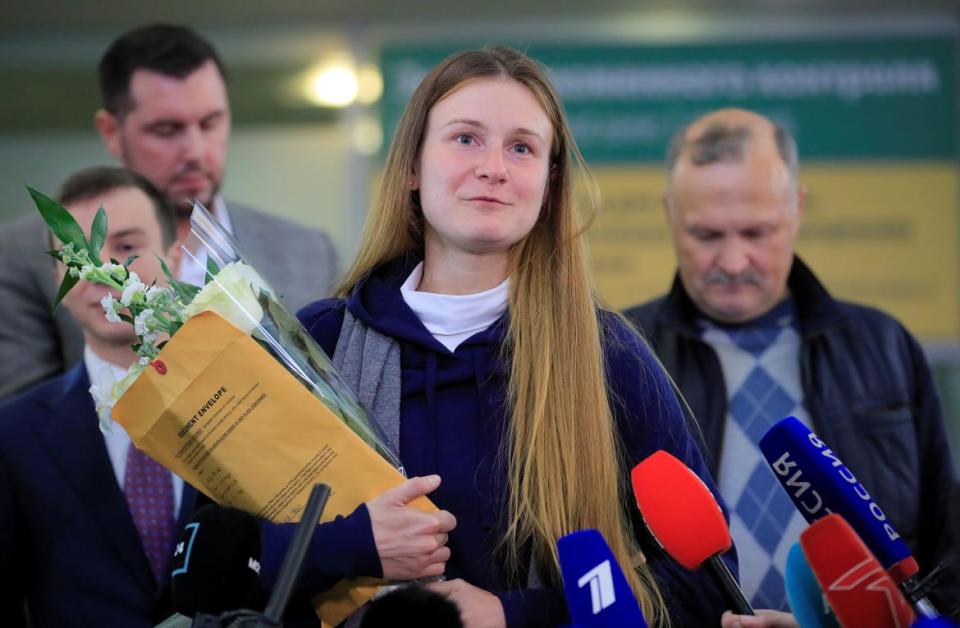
{"left": 625, "top": 108, "right": 956, "bottom": 612}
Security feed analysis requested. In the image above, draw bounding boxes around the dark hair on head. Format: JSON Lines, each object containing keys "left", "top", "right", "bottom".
{"left": 98, "top": 23, "right": 227, "bottom": 116}
{"left": 667, "top": 118, "right": 799, "bottom": 181}
{"left": 360, "top": 586, "right": 463, "bottom": 628}
{"left": 57, "top": 166, "right": 178, "bottom": 248}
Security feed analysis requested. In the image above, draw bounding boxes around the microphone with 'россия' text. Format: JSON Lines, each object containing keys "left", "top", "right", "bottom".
{"left": 759, "top": 416, "right": 939, "bottom": 618}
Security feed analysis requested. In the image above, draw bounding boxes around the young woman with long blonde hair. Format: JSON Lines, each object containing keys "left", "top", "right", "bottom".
{"left": 277, "top": 47, "right": 733, "bottom": 627}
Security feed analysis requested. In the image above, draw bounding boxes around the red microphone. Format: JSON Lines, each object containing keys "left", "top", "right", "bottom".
{"left": 800, "top": 513, "right": 916, "bottom": 628}
{"left": 631, "top": 450, "right": 753, "bottom": 616}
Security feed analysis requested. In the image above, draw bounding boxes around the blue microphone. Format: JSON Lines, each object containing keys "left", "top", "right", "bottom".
{"left": 784, "top": 542, "right": 838, "bottom": 628}
{"left": 758, "top": 416, "right": 919, "bottom": 584}
{"left": 911, "top": 619, "right": 959, "bottom": 627}
{"left": 556, "top": 529, "right": 647, "bottom": 627}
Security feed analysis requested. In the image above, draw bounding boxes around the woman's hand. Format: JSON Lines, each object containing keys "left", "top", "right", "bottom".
{"left": 367, "top": 475, "right": 457, "bottom": 580}
{"left": 427, "top": 578, "right": 506, "bottom": 628}
{"left": 721, "top": 610, "right": 799, "bottom": 628}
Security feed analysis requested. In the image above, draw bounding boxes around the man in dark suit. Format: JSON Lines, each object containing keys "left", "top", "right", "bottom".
{"left": 0, "top": 23, "right": 339, "bottom": 399}
{"left": 0, "top": 167, "right": 198, "bottom": 626}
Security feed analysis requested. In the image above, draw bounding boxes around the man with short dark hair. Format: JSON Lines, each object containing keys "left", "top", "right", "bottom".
{"left": 0, "top": 23, "right": 339, "bottom": 399}
{"left": 94, "top": 23, "right": 231, "bottom": 225}
{"left": 0, "top": 166, "right": 198, "bottom": 626}
{"left": 57, "top": 167, "right": 178, "bottom": 247}
{"left": 625, "top": 108, "right": 956, "bottom": 611}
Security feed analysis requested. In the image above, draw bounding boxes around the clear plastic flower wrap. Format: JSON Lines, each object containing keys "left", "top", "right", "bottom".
{"left": 179, "top": 202, "right": 402, "bottom": 470}
{"left": 31, "top": 188, "right": 400, "bottom": 471}
{"left": 31, "top": 188, "right": 430, "bottom": 626}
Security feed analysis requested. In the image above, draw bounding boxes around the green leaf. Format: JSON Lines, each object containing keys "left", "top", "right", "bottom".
{"left": 27, "top": 187, "right": 88, "bottom": 252}
{"left": 118, "top": 313, "right": 134, "bottom": 325}
{"left": 157, "top": 254, "right": 200, "bottom": 303}
{"left": 124, "top": 255, "right": 139, "bottom": 269}
{"left": 88, "top": 207, "right": 108, "bottom": 260}
{"left": 176, "top": 281, "right": 200, "bottom": 303}
{"left": 51, "top": 272, "right": 79, "bottom": 313}
{"left": 204, "top": 256, "right": 220, "bottom": 285}
{"left": 158, "top": 255, "right": 177, "bottom": 284}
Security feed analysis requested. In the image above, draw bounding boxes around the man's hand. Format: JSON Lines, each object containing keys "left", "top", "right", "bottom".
{"left": 427, "top": 578, "right": 506, "bottom": 628}
{"left": 367, "top": 475, "right": 457, "bottom": 580}
{"left": 721, "top": 609, "right": 800, "bottom": 628}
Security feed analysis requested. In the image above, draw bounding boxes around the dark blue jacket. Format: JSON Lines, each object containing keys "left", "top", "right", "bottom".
{"left": 262, "top": 258, "right": 736, "bottom": 626}
{"left": 0, "top": 364, "right": 199, "bottom": 627}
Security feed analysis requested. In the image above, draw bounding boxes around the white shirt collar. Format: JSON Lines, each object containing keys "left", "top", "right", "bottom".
{"left": 82, "top": 345, "right": 184, "bottom": 511}
{"left": 400, "top": 262, "right": 509, "bottom": 352}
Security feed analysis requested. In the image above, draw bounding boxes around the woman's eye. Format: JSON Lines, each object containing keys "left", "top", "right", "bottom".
{"left": 455, "top": 134, "right": 474, "bottom": 145}
{"left": 513, "top": 143, "right": 531, "bottom": 155}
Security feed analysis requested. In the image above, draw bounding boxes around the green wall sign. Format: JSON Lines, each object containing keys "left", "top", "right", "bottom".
{"left": 380, "top": 37, "right": 957, "bottom": 162}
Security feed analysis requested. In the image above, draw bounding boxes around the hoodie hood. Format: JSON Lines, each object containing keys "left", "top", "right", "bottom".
{"left": 346, "top": 255, "right": 509, "bottom": 353}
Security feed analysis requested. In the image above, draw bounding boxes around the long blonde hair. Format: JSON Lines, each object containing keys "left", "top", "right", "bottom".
{"left": 337, "top": 47, "right": 667, "bottom": 624}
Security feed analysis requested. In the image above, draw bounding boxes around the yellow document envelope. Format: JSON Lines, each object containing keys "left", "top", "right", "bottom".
{"left": 114, "top": 311, "right": 435, "bottom": 626}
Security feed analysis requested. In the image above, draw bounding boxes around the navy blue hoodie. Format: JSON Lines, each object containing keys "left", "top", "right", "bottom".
{"left": 260, "top": 258, "right": 736, "bottom": 627}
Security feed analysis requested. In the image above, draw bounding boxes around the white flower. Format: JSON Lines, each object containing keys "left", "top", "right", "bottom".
{"left": 101, "top": 262, "right": 126, "bottom": 282}
{"left": 134, "top": 308, "right": 155, "bottom": 335}
{"left": 145, "top": 285, "right": 167, "bottom": 306}
{"left": 89, "top": 378, "right": 116, "bottom": 433}
{"left": 79, "top": 265, "right": 98, "bottom": 281}
{"left": 120, "top": 272, "right": 145, "bottom": 306}
{"left": 183, "top": 261, "right": 268, "bottom": 335}
{"left": 100, "top": 295, "right": 122, "bottom": 323}
{"left": 90, "top": 362, "right": 144, "bottom": 433}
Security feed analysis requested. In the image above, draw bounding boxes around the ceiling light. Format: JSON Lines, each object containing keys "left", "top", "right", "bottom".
{"left": 305, "top": 63, "right": 358, "bottom": 107}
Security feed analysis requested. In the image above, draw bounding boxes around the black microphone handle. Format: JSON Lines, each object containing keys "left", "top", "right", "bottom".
{"left": 899, "top": 564, "right": 951, "bottom": 619}
{"left": 704, "top": 554, "right": 754, "bottom": 616}
{"left": 259, "top": 483, "right": 333, "bottom": 626}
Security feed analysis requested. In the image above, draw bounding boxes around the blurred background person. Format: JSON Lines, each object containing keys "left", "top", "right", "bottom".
{"left": 624, "top": 108, "right": 957, "bottom": 610}
{"left": 0, "top": 166, "right": 198, "bottom": 627}
{"left": 0, "top": 23, "right": 339, "bottom": 400}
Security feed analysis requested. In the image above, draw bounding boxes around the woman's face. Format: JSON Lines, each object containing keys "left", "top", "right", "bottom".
{"left": 414, "top": 78, "right": 553, "bottom": 259}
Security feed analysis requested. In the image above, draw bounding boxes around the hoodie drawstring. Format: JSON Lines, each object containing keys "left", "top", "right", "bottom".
{"left": 424, "top": 351, "right": 439, "bottom": 472}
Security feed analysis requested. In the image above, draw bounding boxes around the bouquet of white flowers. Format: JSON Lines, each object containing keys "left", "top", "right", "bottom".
{"left": 32, "top": 186, "right": 398, "bottom": 468}
{"left": 30, "top": 187, "right": 426, "bottom": 626}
